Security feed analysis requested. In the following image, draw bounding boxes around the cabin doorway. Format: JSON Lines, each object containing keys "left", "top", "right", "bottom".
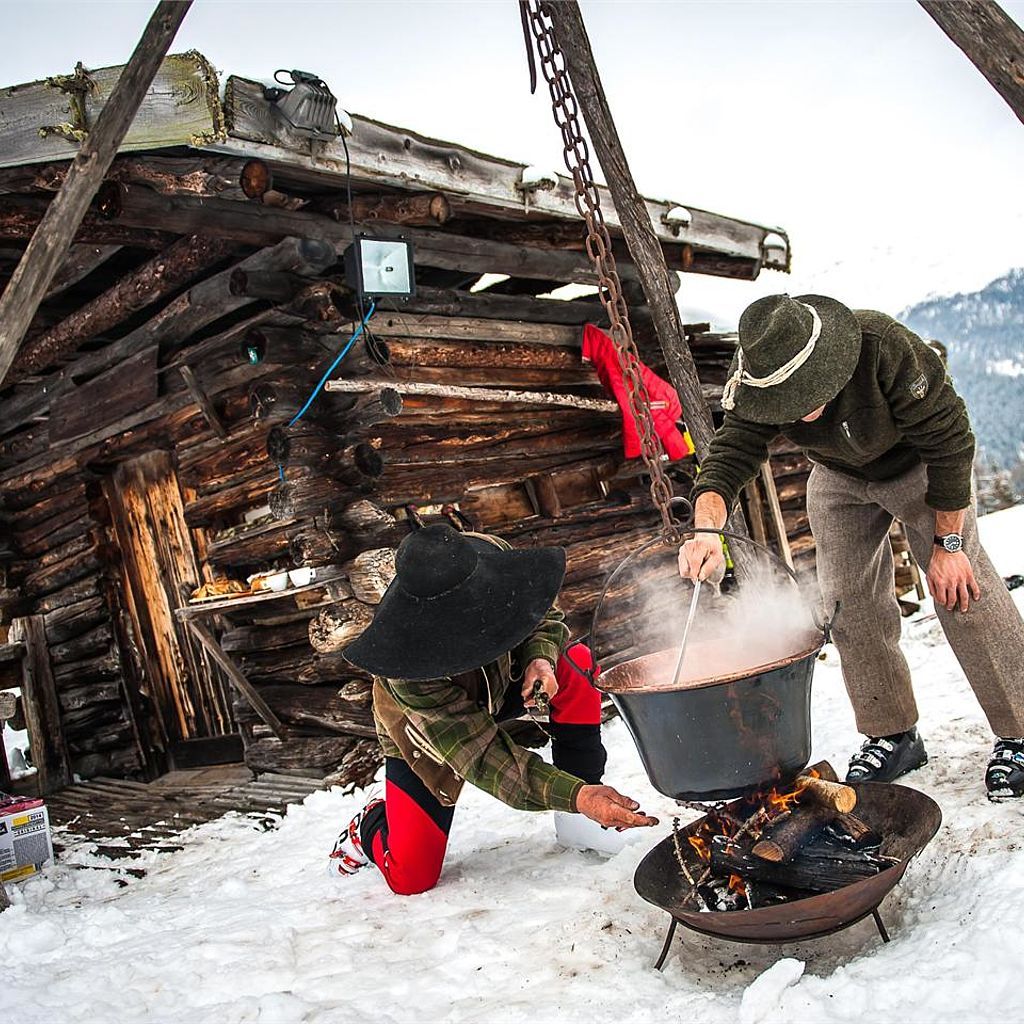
{"left": 102, "top": 451, "right": 238, "bottom": 772}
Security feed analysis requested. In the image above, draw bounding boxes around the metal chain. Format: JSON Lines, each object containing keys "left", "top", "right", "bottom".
{"left": 524, "top": 1, "right": 679, "bottom": 540}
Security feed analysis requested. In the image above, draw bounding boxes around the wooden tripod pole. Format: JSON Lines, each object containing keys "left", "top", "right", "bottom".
{"left": 919, "top": 1, "right": 1024, "bottom": 127}
{"left": 543, "top": 1, "right": 717, "bottom": 462}
{"left": 0, "top": 0, "right": 193, "bottom": 386}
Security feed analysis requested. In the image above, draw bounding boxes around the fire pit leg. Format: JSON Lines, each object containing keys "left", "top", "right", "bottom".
{"left": 654, "top": 918, "right": 679, "bottom": 971}
{"left": 871, "top": 908, "right": 891, "bottom": 943}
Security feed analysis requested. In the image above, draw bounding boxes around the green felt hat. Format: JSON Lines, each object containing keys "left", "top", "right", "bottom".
{"left": 722, "top": 294, "right": 862, "bottom": 424}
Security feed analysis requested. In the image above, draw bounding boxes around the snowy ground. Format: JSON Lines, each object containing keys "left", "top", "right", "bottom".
{"left": 3, "top": 508, "right": 1024, "bottom": 1024}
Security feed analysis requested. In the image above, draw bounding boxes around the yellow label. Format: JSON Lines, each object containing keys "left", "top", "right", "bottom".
{"left": 12, "top": 814, "right": 30, "bottom": 827}
{"left": 0, "top": 863, "right": 37, "bottom": 883}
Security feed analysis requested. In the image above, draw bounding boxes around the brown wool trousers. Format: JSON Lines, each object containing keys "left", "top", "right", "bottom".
{"left": 806, "top": 462, "right": 1024, "bottom": 739}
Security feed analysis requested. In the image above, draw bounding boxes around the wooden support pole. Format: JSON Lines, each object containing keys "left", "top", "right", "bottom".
{"left": 178, "top": 365, "right": 229, "bottom": 441}
{"left": 760, "top": 462, "right": 794, "bottom": 570}
{"left": 542, "top": 1, "right": 718, "bottom": 462}
{"left": 10, "top": 616, "right": 73, "bottom": 794}
{"left": 919, "top": 1, "right": 1024, "bottom": 126}
{"left": 181, "top": 619, "right": 289, "bottom": 741}
{"left": 0, "top": 0, "right": 193, "bottom": 385}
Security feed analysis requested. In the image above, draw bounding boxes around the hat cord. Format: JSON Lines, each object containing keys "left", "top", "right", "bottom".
{"left": 721, "top": 302, "right": 822, "bottom": 412}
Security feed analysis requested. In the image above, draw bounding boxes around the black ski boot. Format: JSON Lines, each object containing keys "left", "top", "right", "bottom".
{"left": 845, "top": 728, "right": 928, "bottom": 783}
{"left": 986, "top": 738, "right": 1024, "bottom": 800}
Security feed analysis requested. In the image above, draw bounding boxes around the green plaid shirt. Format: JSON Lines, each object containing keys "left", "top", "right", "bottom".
{"left": 374, "top": 603, "right": 585, "bottom": 812}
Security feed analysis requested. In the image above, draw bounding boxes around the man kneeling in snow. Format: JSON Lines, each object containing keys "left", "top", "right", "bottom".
{"left": 329, "top": 523, "right": 657, "bottom": 894}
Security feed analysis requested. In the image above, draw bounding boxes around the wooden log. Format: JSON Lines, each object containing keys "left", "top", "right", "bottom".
{"left": 0, "top": 1, "right": 195, "bottom": 385}
{"left": 919, "top": 0, "right": 1024, "bottom": 126}
{"left": 0, "top": 235, "right": 337, "bottom": 437}
{"left": 6, "top": 480, "right": 89, "bottom": 531}
{"left": 244, "top": 734, "right": 356, "bottom": 774}
{"left": 268, "top": 450, "right": 382, "bottom": 519}
{"left": 249, "top": 378, "right": 347, "bottom": 425}
{"left": 205, "top": 518, "right": 296, "bottom": 569}
{"left": 798, "top": 776, "right": 857, "bottom": 815}
{"left": 324, "top": 376, "right": 618, "bottom": 414}
{"left": 32, "top": 575, "right": 101, "bottom": 615}
{"left": 9, "top": 615, "right": 73, "bottom": 793}
{"left": 340, "top": 388, "right": 404, "bottom": 433}
{"left": 49, "top": 621, "right": 114, "bottom": 664}
{"left": 182, "top": 468, "right": 279, "bottom": 527}
{"left": 57, "top": 680, "right": 123, "bottom": 713}
{"left": 229, "top": 268, "right": 305, "bottom": 302}
{"left": 329, "top": 191, "right": 452, "bottom": 227}
{"left": 231, "top": 683, "right": 375, "bottom": 737}
{"left": 52, "top": 647, "right": 121, "bottom": 684}
{"left": 221, "top": 618, "right": 316, "bottom": 654}
{"left": 289, "top": 525, "right": 354, "bottom": 568}
{"left": 335, "top": 499, "right": 400, "bottom": 539}
{"left": 14, "top": 512, "right": 90, "bottom": 559}
{"left": 9, "top": 234, "right": 235, "bottom": 381}
{"left": 371, "top": 312, "right": 581, "bottom": 348}
{"left": 308, "top": 600, "right": 375, "bottom": 653}
{"left": 21, "top": 546, "right": 101, "bottom": 599}
{"left": 711, "top": 834, "right": 893, "bottom": 894}
{"left": 400, "top": 284, "right": 611, "bottom": 326}
{"left": 344, "top": 548, "right": 396, "bottom": 605}
{"left": 44, "top": 243, "right": 122, "bottom": 299}
{"left": 42, "top": 595, "right": 107, "bottom": 645}
{"left": 751, "top": 802, "right": 838, "bottom": 863}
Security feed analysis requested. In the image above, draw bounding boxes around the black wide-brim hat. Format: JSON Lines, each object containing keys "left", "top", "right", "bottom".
{"left": 724, "top": 294, "right": 862, "bottom": 424}
{"left": 343, "top": 523, "right": 566, "bottom": 681}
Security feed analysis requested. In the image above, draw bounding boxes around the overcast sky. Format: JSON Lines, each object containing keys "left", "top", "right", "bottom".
{"left": 4, "top": 0, "right": 1023, "bottom": 327}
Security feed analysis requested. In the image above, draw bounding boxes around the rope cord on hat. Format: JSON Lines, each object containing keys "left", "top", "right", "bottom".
{"left": 721, "top": 302, "right": 822, "bottom": 412}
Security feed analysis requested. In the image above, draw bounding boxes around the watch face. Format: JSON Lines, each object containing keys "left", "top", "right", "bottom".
{"left": 943, "top": 534, "right": 963, "bottom": 553}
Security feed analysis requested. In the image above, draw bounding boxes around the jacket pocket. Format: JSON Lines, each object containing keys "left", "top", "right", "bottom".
{"left": 404, "top": 722, "right": 447, "bottom": 766}
{"left": 839, "top": 405, "right": 899, "bottom": 463}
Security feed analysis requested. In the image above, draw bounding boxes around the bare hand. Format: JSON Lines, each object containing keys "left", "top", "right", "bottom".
{"left": 523, "top": 657, "right": 557, "bottom": 708}
{"left": 575, "top": 784, "right": 659, "bottom": 830}
{"left": 927, "top": 548, "right": 981, "bottom": 612}
{"left": 678, "top": 534, "right": 724, "bottom": 582}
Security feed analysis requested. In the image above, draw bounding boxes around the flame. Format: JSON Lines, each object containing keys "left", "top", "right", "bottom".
{"left": 688, "top": 834, "right": 711, "bottom": 862}
{"left": 727, "top": 873, "right": 747, "bottom": 897}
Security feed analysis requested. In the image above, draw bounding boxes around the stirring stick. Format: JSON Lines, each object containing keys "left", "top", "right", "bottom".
{"left": 670, "top": 579, "right": 702, "bottom": 689}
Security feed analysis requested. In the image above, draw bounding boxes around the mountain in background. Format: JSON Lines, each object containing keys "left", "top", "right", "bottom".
{"left": 901, "top": 268, "right": 1024, "bottom": 471}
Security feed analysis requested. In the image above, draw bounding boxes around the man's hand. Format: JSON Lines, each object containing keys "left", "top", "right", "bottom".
{"left": 575, "top": 785, "right": 659, "bottom": 829}
{"left": 679, "top": 491, "right": 727, "bottom": 581}
{"left": 678, "top": 534, "right": 725, "bottom": 582}
{"left": 523, "top": 657, "right": 557, "bottom": 708}
{"left": 928, "top": 548, "right": 981, "bottom": 612}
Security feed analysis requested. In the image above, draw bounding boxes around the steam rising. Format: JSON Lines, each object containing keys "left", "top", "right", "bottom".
{"left": 596, "top": 548, "right": 821, "bottom": 691}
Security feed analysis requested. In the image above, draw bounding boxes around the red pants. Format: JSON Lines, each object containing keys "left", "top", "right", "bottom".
{"left": 362, "top": 643, "right": 602, "bottom": 895}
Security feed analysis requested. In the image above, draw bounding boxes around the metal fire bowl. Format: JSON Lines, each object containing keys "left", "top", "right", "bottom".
{"left": 634, "top": 782, "right": 942, "bottom": 945}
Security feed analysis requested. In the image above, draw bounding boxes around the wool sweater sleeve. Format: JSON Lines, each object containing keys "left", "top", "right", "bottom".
{"left": 690, "top": 414, "right": 779, "bottom": 509}
{"left": 879, "top": 322, "right": 976, "bottom": 511}
{"left": 384, "top": 676, "right": 584, "bottom": 813}
{"left": 519, "top": 602, "right": 569, "bottom": 669}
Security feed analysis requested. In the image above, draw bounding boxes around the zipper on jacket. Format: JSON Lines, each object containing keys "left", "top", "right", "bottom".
{"left": 840, "top": 420, "right": 865, "bottom": 457}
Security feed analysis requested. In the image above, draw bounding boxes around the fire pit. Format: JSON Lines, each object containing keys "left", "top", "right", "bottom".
{"left": 635, "top": 779, "right": 941, "bottom": 968}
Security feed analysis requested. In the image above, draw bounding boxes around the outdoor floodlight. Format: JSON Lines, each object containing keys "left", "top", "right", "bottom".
{"left": 265, "top": 70, "right": 344, "bottom": 141}
{"left": 344, "top": 236, "right": 416, "bottom": 299}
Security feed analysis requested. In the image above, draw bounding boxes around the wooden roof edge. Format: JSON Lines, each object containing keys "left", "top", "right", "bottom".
{"left": 0, "top": 54, "right": 790, "bottom": 273}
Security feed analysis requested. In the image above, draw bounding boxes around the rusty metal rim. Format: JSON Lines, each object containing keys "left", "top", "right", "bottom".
{"left": 596, "top": 638, "right": 824, "bottom": 694}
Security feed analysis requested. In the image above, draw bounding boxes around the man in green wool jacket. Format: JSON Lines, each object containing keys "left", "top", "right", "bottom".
{"left": 679, "top": 294, "right": 1024, "bottom": 800}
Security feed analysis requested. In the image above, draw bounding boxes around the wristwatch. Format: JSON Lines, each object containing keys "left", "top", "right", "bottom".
{"left": 934, "top": 533, "right": 964, "bottom": 553}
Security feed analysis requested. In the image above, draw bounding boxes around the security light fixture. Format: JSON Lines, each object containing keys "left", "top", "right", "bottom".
{"left": 344, "top": 236, "right": 416, "bottom": 299}
{"left": 265, "top": 70, "right": 344, "bottom": 141}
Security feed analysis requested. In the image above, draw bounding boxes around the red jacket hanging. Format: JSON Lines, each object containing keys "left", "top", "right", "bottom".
{"left": 582, "top": 323, "right": 694, "bottom": 461}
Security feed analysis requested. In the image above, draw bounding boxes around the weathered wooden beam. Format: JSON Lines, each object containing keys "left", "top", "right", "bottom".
{"left": 325, "top": 376, "right": 619, "bottom": 412}
{"left": 0, "top": 195, "right": 176, "bottom": 248}
{"left": 0, "top": 1, "right": 194, "bottom": 386}
{"left": 10, "top": 234, "right": 234, "bottom": 381}
{"left": 919, "top": 1, "right": 1024, "bottom": 126}
{"left": 178, "top": 364, "right": 229, "bottom": 440}
{"left": 44, "top": 244, "right": 122, "bottom": 299}
{"left": 10, "top": 615, "right": 73, "bottom": 793}
{"left": 542, "top": 1, "right": 718, "bottom": 462}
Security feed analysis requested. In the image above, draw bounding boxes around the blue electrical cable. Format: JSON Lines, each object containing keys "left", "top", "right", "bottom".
{"left": 288, "top": 299, "right": 377, "bottom": 428}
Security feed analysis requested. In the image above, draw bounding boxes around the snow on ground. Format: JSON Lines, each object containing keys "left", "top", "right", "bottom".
{"left": 3, "top": 508, "right": 1024, "bottom": 1024}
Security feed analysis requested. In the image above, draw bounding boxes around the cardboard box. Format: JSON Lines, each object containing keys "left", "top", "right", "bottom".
{"left": 0, "top": 794, "right": 54, "bottom": 884}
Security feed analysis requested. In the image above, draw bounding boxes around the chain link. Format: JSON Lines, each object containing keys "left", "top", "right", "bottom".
{"left": 525, "top": 1, "right": 679, "bottom": 540}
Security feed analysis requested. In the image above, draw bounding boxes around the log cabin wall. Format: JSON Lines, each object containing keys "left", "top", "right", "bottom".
{"left": 0, "top": 56, "right": 800, "bottom": 787}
